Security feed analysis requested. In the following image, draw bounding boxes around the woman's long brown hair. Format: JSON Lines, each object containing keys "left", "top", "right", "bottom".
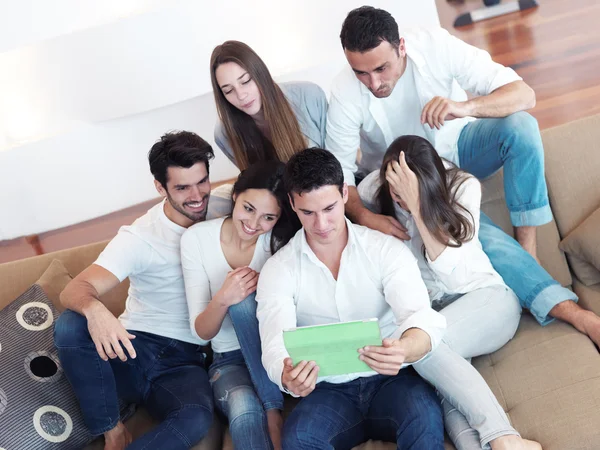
{"left": 377, "top": 135, "right": 475, "bottom": 248}
{"left": 210, "top": 41, "right": 306, "bottom": 170}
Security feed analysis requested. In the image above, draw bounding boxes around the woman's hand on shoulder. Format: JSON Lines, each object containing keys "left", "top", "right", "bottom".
{"left": 216, "top": 267, "right": 259, "bottom": 307}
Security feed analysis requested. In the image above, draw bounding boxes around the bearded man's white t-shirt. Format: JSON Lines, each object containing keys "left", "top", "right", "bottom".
{"left": 94, "top": 200, "right": 207, "bottom": 345}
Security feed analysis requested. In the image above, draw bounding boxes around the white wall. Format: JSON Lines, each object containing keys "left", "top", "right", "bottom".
{"left": 0, "top": 0, "right": 440, "bottom": 240}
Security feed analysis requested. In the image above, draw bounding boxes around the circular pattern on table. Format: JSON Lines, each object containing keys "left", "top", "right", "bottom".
{"left": 0, "top": 388, "right": 7, "bottom": 416}
{"left": 24, "top": 351, "right": 63, "bottom": 383}
{"left": 16, "top": 302, "right": 54, "bottom": 331}
{"left": 33, "top": 405, "right": 73, "bottom": 443}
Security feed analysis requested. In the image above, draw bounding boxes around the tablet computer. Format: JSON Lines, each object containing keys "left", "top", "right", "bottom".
{"left": 283, "top": 318, "right": 382, "bottom": 377}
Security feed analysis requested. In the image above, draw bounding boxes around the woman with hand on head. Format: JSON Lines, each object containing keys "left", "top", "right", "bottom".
{"left": 358, "top": 135, "right": 541, "bottom": 450}
{"left": 211, "top": 40, "right": 327, "bottom": 170}
{"left": 181, "top": 161, "right": 300, "bottom": 450}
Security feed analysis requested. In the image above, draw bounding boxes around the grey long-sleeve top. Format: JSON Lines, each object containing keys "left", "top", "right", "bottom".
{"left": 214, "top": 81, "right": 328, "bottom": 167}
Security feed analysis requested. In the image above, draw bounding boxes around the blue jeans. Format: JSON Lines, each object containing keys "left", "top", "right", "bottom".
{"left": 210, "top": 350, "right": 273, "bottom": 450}
{"left": 283, "top": 368, "right": 444, "bottom": 450}
{"left": 54, "top": 310, "right": 214, "bottom": 449}
{"left": 228, "top": 293, "right": 284, "bottom": 411}
{"left": 479, "top": 212, "right": 578, "bottom": 325}
{"left": 458, "top": 112, "right": 552, "bottom": 227}
{"left": 457, "top": 112, "right": 578, "bottom": 324}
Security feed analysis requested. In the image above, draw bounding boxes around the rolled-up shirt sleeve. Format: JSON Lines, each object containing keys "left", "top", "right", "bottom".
{"left": 255, "top": 256, "right": 298, "bottom": 393}
{"left": 436, "top": 28, "right": 522, "bottom": 96}
{"left": 380, "top": 236, "right": 446, "bottom": 350}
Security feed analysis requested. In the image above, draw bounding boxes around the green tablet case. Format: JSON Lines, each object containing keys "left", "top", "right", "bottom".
{"left": 283, "top": 318, "right": 383, "bottom": 377}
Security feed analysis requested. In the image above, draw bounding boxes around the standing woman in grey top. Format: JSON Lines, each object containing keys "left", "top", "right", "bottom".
{"left": 211, "top": 40, "right": 327, "bottom": 169}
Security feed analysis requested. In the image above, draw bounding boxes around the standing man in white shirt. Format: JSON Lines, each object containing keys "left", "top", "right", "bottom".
{"left": 54, "top": 131, "right": 215, "bottom": 450}
{"left": 326, "top": 6, "right": 598, "bottom": 348}
{"left": 256, "top": 148, "right": 536, "bottom": 450}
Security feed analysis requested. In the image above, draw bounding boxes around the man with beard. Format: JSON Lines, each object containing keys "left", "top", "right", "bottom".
{"left": 54, "top": 131, "right": 215, "bottom": 450}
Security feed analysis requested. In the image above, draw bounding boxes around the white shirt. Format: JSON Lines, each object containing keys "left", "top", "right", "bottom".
{"left": 180, "top": 217, "right": 272, "bottom": 353}
{"left": 325, "top": 27, "right": 523, "bottom": 186}
{"left": 357, "top": 169, "right": 505, "bottom": 299}
{"left": 256, "top": 219, "right": 447, "bottom": 393}
{"left": 95, "top": 200, "right": 207, "bottom": 345}
{"left": 377, "top": 58, "right": 428, "bottom": 141}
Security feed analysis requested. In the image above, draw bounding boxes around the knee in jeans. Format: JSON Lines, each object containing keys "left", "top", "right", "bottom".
{"left": 53, "top": 309, "right": 91, "bottom": 348}
{"left": 223, "top": 385, "right": 264, "bottom": 425}
{"left": 282, "top": 411, "right": 331, "bottom": 449}
{"left": 168, "top": 405, "right": 214, "bottom": 445}
{"left": 228, "top": 293, "right": 256, "bottom": 320}
{"left": 406, "top": 403, "right": 444, "bottom": 436}
{"left": 282, "top": 428, "right": 324, "bottom": 449}
{"left": 500, "top": 112, "right": 542, "bottom": 153}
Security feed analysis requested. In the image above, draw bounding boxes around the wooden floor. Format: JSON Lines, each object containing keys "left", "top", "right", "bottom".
{"left": 436, "top": 0, "right": 600, "bottom": 129}
{"left": 2, "top": 0, "right": 599, "bottom": 264}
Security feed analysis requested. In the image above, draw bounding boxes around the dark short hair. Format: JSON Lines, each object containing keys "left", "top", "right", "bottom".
{"left": 148, "top": 131, "right": 215, "bottom": 188}
{"left": 284, "top": 148, "right": 344, "bottom": 198}
{"left": 340, "top": 6, "right": 400, "bottom": 53}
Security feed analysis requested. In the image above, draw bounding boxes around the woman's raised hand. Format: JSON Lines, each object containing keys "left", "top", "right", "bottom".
{"left": 218, "top": 267, "right": 259, "bottom": 307}
{"left": 385, "top": 151, "right": 421, "bottom": 216}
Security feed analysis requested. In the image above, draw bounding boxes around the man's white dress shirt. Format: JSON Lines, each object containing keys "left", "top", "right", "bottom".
{"left": 256, "top": 219, "right": 447, "bottom": 392}
{"left": 325, "top": 27, "right": 522, "bottom": 185}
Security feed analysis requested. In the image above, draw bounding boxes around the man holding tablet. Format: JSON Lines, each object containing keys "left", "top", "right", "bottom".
{"left": 255, "top": 148, "right": 447, "bottom": 449}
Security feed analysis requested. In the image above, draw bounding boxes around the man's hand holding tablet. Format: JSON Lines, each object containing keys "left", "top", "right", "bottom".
{"left": 282, "top": 358, "right": 320, "bottom": 397}
{"left": 358, "top": 338, "right": 407, "bottom": 376}
{"left": 359, "top": 328, "right": 433, "bottom": 376}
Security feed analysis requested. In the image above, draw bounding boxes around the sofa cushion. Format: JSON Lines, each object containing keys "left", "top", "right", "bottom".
{"left": 565, "top": 256, "right": 600, "bottom": 288}
{"left": 541, "top": 115, "right": 600, "bottom": 238}
{"left": 0, "top": 278, "right": 93, "bottom": 449}
{"left": 0, "top": 241, "right": 130, "bottom": 317}
{"left": 473, "top": 315, "right": 600, "bottom": 449}
{"left": 559, "top": 207, "right": 600, "bottom": 286}
{"left": 35, "top": 259, "right": 73, "bottom": 311}
{"left": 573, "top": 279, "right": 600, "bottom": 318}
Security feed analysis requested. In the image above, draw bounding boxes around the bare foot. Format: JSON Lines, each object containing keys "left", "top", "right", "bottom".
{"left": 551, "top": 301, "right": 600, "bottom": 349}
{"left": 104, "top": 421, "right": 132, "bottom": 450}
{"left": 266, "top": 409, "right": 283, "bottom": 450}
{"left": 491, "top": 435, "right": 542, "bottom": 450}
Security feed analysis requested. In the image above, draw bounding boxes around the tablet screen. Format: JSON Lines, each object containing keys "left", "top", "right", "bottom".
{"left": 283, "top": 318, "right": 382, "bottom": 377}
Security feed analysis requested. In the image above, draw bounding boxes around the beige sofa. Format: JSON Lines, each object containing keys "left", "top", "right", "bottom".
{"left": 1, "top": 115, "right": 600, "bottom": 449}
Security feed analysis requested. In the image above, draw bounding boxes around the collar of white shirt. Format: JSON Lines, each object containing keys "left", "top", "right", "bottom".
{"left": 299, "top": 218, "right": 360, "bottom": 266}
